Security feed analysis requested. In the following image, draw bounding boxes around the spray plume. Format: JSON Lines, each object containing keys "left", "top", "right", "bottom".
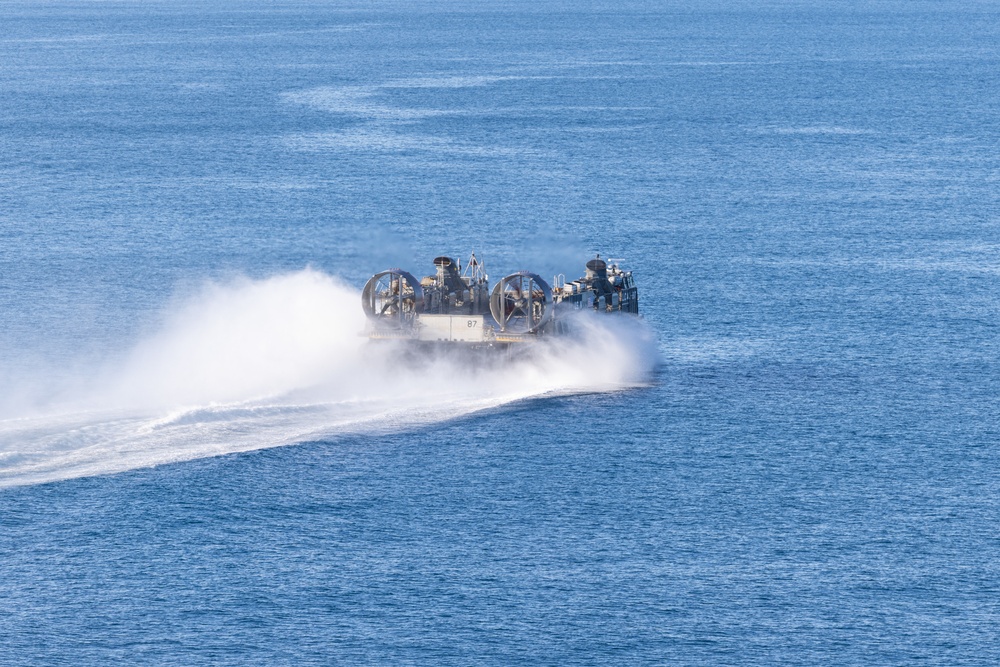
{"left": 0, "top": 269, "right": 656, "bottom": 488}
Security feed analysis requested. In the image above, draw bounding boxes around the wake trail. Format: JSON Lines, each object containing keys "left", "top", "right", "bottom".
{"left": 0, "top": 269, "right": 656, "bottom": 489}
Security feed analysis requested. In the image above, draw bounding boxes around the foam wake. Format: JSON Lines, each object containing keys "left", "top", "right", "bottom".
{"left": 0, "top": 269, "right": 656, "bottom": 488}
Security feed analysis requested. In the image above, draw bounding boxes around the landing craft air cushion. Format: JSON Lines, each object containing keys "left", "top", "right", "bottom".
{"left": 362, "top": 253, "right": 638, "bottom": 348}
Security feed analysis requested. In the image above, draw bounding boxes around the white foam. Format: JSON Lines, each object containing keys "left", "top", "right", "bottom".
{"left": 283, "top": 129, "right": 533, "bottom": 157}
{"left": 382, "top": 75, "right": 523, "bottom": 89}
{"left": 280, "top": 85, "right": 456, "bottom": 120}
{"left": 757, "top": 125, "right": 876, "bottom": 136}
{"left": 0, "top": 269, "right": 657, "bottom": 488}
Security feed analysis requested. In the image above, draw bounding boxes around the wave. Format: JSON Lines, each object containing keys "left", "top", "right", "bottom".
{"left": 0, "top": 269, "right": 656, "bottom": 488}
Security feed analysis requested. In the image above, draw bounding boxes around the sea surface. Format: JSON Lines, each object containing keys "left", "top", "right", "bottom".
{"left": 3, "top": 1, "right": 1000, "bottom": 664}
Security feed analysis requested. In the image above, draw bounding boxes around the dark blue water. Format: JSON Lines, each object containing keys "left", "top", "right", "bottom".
{"left": 3, "top": 1, "right": 1000, "bottom": 664}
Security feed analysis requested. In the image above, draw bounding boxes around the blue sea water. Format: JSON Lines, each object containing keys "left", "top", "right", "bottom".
{"left": 3, "top": 0, "right": 1000, "bottom": 663}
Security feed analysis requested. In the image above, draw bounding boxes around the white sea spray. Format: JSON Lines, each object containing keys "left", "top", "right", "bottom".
{"left": 0, "top": 269, "right": 656, "bottom": 488}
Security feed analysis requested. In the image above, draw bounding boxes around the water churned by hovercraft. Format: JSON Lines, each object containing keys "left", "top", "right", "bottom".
{"left": 0, "top": 268, "right": 656, "bottom": 488}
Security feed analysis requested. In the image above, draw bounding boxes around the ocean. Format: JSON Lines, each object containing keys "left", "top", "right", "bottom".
{"left": 2, "top": 1, "right": 1000, "bottom": 664}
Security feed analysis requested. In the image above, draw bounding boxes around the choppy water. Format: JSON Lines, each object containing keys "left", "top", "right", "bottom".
{"left": 3, "top": 1, "right": 1000, "bottom": 664}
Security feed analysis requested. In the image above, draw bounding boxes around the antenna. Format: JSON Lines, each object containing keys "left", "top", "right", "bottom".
{"left": 463, "top": 251, "right": 488, "bottom": 284}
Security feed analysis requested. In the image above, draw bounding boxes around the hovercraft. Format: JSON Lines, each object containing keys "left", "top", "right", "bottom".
{"left": 362, "top": 253, "right": 638, "bottom": 348}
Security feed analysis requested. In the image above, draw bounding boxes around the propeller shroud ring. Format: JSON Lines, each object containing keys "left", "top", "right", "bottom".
{"left": 362, "top": 268, "right": 424, "bottom": 329}
{"left": 489, "top": 271, "right": 553, "bottom": 334}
